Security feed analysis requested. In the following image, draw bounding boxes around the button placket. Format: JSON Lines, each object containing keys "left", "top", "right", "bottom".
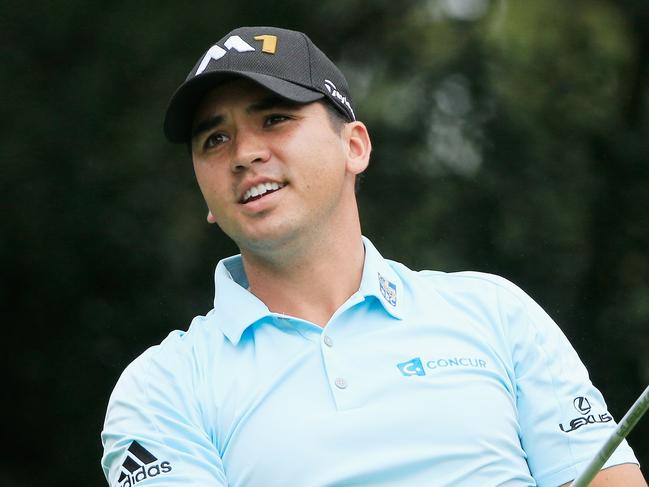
{"left": 320, "top": 329, "right": 349, "bottom": 407}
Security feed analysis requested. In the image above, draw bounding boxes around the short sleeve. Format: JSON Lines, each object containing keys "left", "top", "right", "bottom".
{"left": 101, "top": 338, "right": 227, "bottom": 486}
{"left": 496, "top": 280, "right": 638, "bottom": 487}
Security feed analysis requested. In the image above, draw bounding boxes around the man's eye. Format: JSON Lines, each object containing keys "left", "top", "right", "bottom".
{"left": 264, "top": 114, "right": 290, "bottom": 126}
{"left": 204, "top": 133, "right": 229, "bottom": 148}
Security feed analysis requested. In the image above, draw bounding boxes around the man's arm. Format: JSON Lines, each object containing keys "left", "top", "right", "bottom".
{"left": 488, "top": 276, "right": 641, "bottom": 485}
{"left": 560, "top": 463, "right": 647, "bottom": 486}
{"left": 102, "top": 343, "right": 228, "bottom": 486}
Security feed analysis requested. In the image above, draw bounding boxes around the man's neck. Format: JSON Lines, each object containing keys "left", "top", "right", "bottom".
{"left": 240, "top": 227, "right": 365, "bottom": 328}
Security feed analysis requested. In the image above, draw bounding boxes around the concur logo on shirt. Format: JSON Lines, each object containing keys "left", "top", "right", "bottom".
{"left": 397, "top": 357, "right": 426, "bottom": 376}
{"left": 397, "top": 356, "right": 488, "bottom": 376}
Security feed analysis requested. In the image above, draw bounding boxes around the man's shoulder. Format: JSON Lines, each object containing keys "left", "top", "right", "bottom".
{"left": 110, "top": 312, "right": 226, "bottom": 396}
{"left": 389, "top": 260, "right": 525, "bottom": 298}
{"left": 386, "top": 261, "right": 537, "bottom": 322}
{"left": 421, "top": 269, "right": 523, "bottom": 293}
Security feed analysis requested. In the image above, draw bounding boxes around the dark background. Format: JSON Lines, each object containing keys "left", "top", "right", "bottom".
{"left": 3, "top": 0, "right": 648, "bottom": 485}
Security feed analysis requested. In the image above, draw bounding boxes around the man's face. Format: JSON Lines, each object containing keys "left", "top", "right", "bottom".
{"left": 190, "top": 78, "right": 365, "bottom": 254}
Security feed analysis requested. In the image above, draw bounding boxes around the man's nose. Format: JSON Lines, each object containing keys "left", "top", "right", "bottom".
{"left": 231, "top": 129, "right": 271, "bottom": 172}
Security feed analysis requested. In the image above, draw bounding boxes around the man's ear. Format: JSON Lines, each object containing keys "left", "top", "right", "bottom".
{"left": 344, "top": 121, "right": 371, "bottom": 175}
{"left": 207, "top": 210, "right": 217, "bottom": 224}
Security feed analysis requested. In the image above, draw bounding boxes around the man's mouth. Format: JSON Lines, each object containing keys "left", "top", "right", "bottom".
{"left": 240, "top": 182, "right": 285, "bottom": 204}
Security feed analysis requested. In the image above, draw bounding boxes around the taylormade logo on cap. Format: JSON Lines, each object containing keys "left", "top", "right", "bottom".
{"left": 324, "top": 79, "right": 355, "bottom": 120}
{"left": 163, "top": 26, "right": 356, "bottom": 143}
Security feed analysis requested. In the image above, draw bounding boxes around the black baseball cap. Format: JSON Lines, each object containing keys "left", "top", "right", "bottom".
{"left": 163, "top": 26, "right": 356, "bottom": 143}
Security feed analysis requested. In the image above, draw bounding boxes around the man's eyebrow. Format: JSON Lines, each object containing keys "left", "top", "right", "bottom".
{"left": 247, "top": 96, "right": 303, "bottom": 113}
{"left": 191, "top": 114, "right": 224, "bottom": 140}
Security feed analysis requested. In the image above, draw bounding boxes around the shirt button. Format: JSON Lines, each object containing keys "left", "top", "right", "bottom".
{"left": 323, "top": 335, "right": 333, "bottom": 347}
{"left": 334, "top": 377, "right": 348, "bottom": 389}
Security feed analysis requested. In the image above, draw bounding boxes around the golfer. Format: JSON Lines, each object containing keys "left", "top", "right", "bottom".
{"left": 101, "top": 26, "right": 646, "bottom": 486}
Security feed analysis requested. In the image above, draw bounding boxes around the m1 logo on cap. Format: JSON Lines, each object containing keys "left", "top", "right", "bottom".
{"left": 195, "top": 35, "right": 278, "bottom": 76}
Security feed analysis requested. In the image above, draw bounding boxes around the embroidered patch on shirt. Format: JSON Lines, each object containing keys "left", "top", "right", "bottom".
{"left": 378, "top": 273, "right": 397, "bottom": 306}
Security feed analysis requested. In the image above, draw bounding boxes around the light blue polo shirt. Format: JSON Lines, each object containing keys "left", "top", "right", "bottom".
{"left": 102, "top": 237, "right": 638, "bottom": 487}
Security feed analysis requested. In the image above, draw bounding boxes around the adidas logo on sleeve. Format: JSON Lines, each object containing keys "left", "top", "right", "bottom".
{"left": 117, "top": 441, "right": 172, "bottom": 486}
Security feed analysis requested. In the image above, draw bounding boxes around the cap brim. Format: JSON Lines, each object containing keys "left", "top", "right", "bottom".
{"left": 163, "top": 70, "right": 325, "bottom": 143}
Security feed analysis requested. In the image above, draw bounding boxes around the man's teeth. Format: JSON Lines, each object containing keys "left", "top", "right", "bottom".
{"left": 243, "top": 182, "right": 284, "bottom": 203}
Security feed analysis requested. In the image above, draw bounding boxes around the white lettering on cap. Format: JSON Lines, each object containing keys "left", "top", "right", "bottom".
{"left": 223, "top": 36, "right": 255, "bottom": 52}
{"left": 195, "top": 36, "right": 256, "bottom": 76}
{"left": 324, "top": 79, "right": 355, "bottom": 120}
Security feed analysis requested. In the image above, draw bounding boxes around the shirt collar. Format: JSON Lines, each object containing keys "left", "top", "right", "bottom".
{"left": 212, "top": 255, "right": 271, "bottom": 345}
{"left": 211, "top": 236, "right": 404, "bottom": 345}
{"left": 358, "top": 236, "right": 404, "bottom": 320}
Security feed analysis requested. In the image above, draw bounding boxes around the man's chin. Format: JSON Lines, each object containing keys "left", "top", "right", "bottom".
{"left": 235, "top": 225, "right": 309, "bottom": 258}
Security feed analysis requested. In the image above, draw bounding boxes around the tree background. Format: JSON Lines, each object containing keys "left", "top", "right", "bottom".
{"left": 3, "top": 0, "right": 647, "bottom": 485}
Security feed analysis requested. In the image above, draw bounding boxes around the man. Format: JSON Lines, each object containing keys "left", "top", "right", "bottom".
{"left": 101, "top": 26, "right": 645, "bottom": 486}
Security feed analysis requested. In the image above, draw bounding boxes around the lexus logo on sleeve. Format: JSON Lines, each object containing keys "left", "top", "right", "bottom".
{"left": 559, "top": 396, "right": 612, "bottom": 433}
{"left": 574, "top": 396, "right": 592, "bottom": 415}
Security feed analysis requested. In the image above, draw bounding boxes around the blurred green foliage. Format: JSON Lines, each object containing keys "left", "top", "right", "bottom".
{"left": 3, "top": 0, "right": 647, "bottom": 485}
